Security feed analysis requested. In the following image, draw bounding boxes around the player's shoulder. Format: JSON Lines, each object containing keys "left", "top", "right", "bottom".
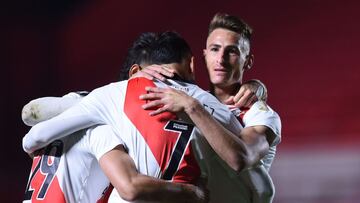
{"left": 244, "top": 101, "right": 282, "bottom": 136}
{"left": 248, "top": 101, "right": 280, "bottom": 118}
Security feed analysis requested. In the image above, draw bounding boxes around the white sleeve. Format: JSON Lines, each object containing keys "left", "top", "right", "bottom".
{"left": 22, "top": 94, "right": 83, "bottom": 126}
{"left": 243, "top": 101, "right": 282, "bottom": 146}
{"left": 201, "top": 96, "right": 243, "bottom": 135}
{"left": 22, "top": 87, "right": 108, "bottom": 154}
{"left": 87, "top": 125, "right": 125, "bottom": 161}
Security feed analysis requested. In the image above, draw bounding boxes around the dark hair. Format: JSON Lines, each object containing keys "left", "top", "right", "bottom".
{"left": 208, "top": 12, "right": 253, "bottom": 42}
{"left": 119, "top": 31, "right": 192, "bottom": 80}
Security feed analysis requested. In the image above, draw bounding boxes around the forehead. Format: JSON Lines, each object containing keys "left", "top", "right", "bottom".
{"left": 206, "top": 28, "right": 242, "bottom": 47}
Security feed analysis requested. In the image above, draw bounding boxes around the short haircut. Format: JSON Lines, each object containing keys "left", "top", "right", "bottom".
{"left": 119, "top": 31, "right": 192, "bottom": 80}
{"left": 208, "top": 12, "right": 253, "bottom": 42}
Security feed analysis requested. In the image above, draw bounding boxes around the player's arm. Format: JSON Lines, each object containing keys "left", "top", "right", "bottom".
{"left": 22, "top": 99, "right": 100, "bottom": 154}
{"left": 131, "top": 65, "right": 265, "bottom": 108}
{"left": 99, "top": 145, "right": 207, "bottom": 203}
{"left": 140, "top": 87, "right": 268, "bottom": 172}
{"left": 22, "top": 92, "right": 86, "bottom": 126}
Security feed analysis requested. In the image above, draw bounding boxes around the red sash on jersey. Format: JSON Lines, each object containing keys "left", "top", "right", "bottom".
{"left": 124, "top": 78, "right": 200, "bottom": 184}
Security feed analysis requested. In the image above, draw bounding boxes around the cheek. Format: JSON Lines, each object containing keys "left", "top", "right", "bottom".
{"left": 205, "top": 56, "right": 215, "bottom": 69}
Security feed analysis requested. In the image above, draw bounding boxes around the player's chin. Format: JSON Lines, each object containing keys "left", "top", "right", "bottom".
{"left": 210, "top": 77, "right": 228, "bottom": 86}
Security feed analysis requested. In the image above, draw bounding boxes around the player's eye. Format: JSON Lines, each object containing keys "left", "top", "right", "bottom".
{"left": 228, "top": 48, "right": 240, "bottom": 56}
{"left": 210, "top": 47, "right": 219, "bottom": 52}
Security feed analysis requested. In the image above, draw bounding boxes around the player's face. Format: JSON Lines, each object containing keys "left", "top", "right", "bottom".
{"left": 204, "top": 28, "right": 249, "bottom": 88}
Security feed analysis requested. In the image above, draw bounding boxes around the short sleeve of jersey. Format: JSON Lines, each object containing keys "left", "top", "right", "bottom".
{"left": 87, "top": 125, "right": 125, "bottom": 161}
{"left": 243, "top": 101, "right": 282, "bottom": 146}
{"left": 195, "top": 91, "right": 243, "bottom": 135}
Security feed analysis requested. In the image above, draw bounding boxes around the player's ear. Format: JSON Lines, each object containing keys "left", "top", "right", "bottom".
{"left": 128, "top": 64, "right": 141, "bottom": 78}
{"left": 203, "top": 48, "right": 207, "bottom": 57}
{"left": 190, "top": 56, "right": 195, "bottom": 74}
{"left": 244, "top": 54, "right": 254, "bottom": 70}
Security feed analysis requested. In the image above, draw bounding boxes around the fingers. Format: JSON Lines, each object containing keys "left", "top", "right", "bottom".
{"left": 243, "top": 94, "right": 257, "bottom": 107}
{"left": 142, "top": 65, "right": 175, "bottom": 81}
{"left": 139, "top": 92, "right": 162, "bottom": 101}
{"left": 139, "top": 86, "right": 168, "bottom": 100}
{"left": 142, "top": 100, "right": 163, "bottom": 110}
{"left": 233, "top": 88, "right": 245, "bottom": 104}
{"left": 141, "top": 100, "right": 167, "bottom": 116}
{"left": 159, "top": 65, "right": 175, "bottom": 77}
{"left": 141, "top": 67, "right": 166, "bottom": 81}
{"left": 224, "top": 96, "right": 235, "bottom": 105}
{"left": 234, "top": 89, "right": 257, "bottom": 108}
{"left": 130, "top": 69, "right": 155, "bottom": 80}
{"left": 149, "top": 106, "right": 167, "bottom": 116}
{"left": 144, "top": 86, "right": 166, "bottom": 93}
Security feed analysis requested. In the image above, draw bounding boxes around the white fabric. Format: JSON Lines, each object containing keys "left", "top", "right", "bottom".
{"left": 243, "top": 101, "right": 282, "bottom": 171}
{"left": 23, "top": 124, "right": 123, "bottom": 203}
{"left": 23, "top": 78, "right": 242, "bottom": 203}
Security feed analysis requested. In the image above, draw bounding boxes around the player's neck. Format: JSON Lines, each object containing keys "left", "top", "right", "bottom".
{"left": 210, "top": 83, "right": 241, "bottom": 103}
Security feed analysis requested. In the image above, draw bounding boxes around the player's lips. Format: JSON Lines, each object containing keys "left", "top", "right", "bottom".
{"left": 213, "top": 67, "right": 228, "bottom": 75}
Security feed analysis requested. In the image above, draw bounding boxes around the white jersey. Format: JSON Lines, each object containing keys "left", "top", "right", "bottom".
{"left": 242, "top": 101, "right": 281, "bottom": 171}
{"left": 23, "top": 77, "right": 242, "bottom": 202}
{"left": 199, "top": 101, "right": 281, "bottom": 203}
{"left": 23, "top": 125, "right": 123, "bottom": 203}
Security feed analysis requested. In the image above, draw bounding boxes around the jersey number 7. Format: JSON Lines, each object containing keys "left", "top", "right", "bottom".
{"left": 162, "top": 120, "right": 194, "bottom": 181}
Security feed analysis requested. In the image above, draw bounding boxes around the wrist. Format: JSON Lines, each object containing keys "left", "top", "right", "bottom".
{"left": 180, "top": 184, "right": 202, "bottom": 202}
{"left": 183, "top": 97, "right": 201, "bottom": 115}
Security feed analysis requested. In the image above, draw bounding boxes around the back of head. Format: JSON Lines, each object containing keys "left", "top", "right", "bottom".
{"left": 119, "top": 31, "right": 192, "bottom": 80}
{"left": 208, "top": 12, "right": 253, "bottom": 42}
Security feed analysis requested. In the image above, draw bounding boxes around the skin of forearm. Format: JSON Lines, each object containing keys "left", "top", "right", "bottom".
{"left": 184, "top": 99, "right": 252, "bottom": 172}
{"left": 100, "top": 146, "right": 202, "bottom": 203}
{"left": 126, "top": 175, "right": 202, "bottom": 203}
{"left": 238, "top": 126, "right": 270, "bottom": 166}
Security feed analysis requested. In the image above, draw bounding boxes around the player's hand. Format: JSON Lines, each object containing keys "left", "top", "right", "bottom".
{"left": 194, "top": 176, "right": 209, "bottom": 203}
{"left": 191, "top": 185, "right": 209, "bottom": 203}
{"left": 139, "top": 86, "right": 194, "bottom": 116}
{"left": 181, "top": 181, "right": 209, "bottom": 203}
{"left": 131, "top": 64, "right": 175, "bottom": 82}
{"left": 225, "top": 79, "right": 268, "bottom": 108}
{"left": 28, "top": 148, "right": 44, "bottom": 159}
{"left": 225, "top": 82, "right": 258, "bottom": 108}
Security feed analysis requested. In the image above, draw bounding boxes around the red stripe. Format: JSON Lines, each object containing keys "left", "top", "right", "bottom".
{"left": 29, "top": 157, "right": 66, "bottom": 203}
{"left": 124, "top": 78, "right": 200, "bottom": 183}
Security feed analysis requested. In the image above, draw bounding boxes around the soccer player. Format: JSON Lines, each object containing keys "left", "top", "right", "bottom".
{"left": 22, "top": 31, "right": 243, "bottom": 202}
{"left": 22, "top": 32, "right": 212, "bottom": 203}
{"left": 138, "top": 13, "right": 282, "bottom": 203}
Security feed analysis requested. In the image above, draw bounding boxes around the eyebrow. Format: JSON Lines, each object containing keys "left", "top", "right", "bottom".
{"left": 208, "top": 43, "right": 239, "bottom": 49}
{"left": 208, "top": 43, "right": 221, "bottom": 48}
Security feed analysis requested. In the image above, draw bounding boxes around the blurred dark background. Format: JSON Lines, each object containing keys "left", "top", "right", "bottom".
{"left": 2, "top": 0, "right": 360, "bottom": 202}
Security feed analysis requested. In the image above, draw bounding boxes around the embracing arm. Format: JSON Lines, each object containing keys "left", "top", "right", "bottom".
{"left": 22, "top": 92, "right": 84, "bottom": 126}
{"left": 100, "top": 146, "right": 207, "bottom": 203}
{"left": 22, "top": 103, "right": 99, "bottom": 154}
{"left": 140, "top": 87, "right": 273, "bottom": 172}
{"left": 183, "top": 99, "right": 271, "bottom": 172}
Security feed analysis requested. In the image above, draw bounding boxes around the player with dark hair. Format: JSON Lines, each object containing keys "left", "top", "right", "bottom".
{"left": 22, "top": 31, "right": 212, "bottom": 203}
{"left": 22, "top": 31, "right": 244, "bottom": 202}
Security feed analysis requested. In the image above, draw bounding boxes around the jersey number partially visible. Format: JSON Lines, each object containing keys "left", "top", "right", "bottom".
{"left": 24, "top": 140, "right": 63, "bottom": 200}
{"left": 162, "top": 120, "right": 194, "bottom": 180}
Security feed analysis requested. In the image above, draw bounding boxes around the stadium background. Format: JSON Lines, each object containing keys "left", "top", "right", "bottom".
{"left": 2, "top": 0, "right": 360, "bottom": 202}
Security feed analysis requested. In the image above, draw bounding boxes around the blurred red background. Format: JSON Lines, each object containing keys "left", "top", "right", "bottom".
{"left": 2, "top": 0, "right": 360, "bottom": 202}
